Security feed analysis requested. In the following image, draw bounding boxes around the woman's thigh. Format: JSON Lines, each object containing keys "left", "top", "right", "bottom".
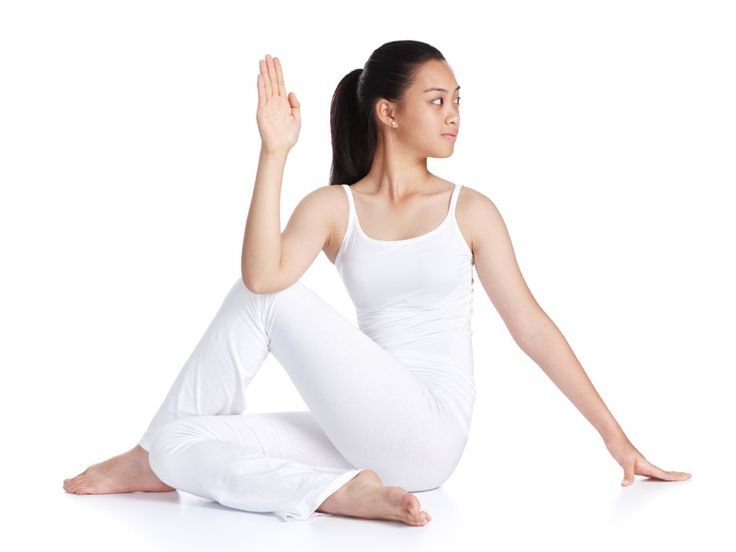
{"left": 248, "top": 280, "right": 446, "bottom": 467}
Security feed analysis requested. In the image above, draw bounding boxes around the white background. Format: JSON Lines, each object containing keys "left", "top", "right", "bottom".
{"left": 1, "top": 1, "right": 734, "bottom": 550}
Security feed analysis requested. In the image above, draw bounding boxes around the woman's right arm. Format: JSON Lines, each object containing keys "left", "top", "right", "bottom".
{"left": 241, "top": 146, "right": 288, "bottom": 291}
{"left": 242, "top": 54, "right": 333, "bottom": 294}
{"left": 243, "top": 180, "right": 337, "bottom": 294}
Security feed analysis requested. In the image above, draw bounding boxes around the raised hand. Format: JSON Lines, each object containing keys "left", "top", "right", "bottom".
{"left": 604, "top": 434, "right": 692, "bottom": 486}
{"left": 256, "top": 54, "right": 301, "bottom": 154}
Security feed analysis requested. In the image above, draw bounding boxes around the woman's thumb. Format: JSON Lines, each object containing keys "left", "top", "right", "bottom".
{"left": 289, "top": 91, "right": 300, "bottom": 109}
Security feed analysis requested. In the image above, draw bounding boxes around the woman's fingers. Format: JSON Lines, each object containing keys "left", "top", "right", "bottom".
{"left": 265, "top": 54, "right": 277, "bottom": 96}
{"left": 273, "top": 56, "right": 286, "bottom": 97}
{"left": 257, "top": 68, "right": 266, "bottom": 110}
{"left": 638, "top": 458, "right": 692, "bottom": 481}
{"left": 260, "top": 57, "right": 273, "bottom": 100}
{"left": 622, "top": 455, "right": 693, "bottom": 486}
{"left": 257, "top": 55, "right": 287, "bottom": 102}
{"left": 263, "top": 54, "right": 283, "bottom": 98}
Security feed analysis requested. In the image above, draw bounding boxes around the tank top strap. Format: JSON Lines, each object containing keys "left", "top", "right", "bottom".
{"left": 340, "top": 184, "right": 357, "bottom": 232}
{"left": 449, "top": 183, "right": 462, "bottom": 222}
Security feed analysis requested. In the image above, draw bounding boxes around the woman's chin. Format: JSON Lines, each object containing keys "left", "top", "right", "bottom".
{"left": 432, "top": 149, "right": 454, "bottom": 159}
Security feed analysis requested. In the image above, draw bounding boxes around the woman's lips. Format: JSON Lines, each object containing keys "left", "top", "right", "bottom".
{"left": 442, "top": 133, "right": 457, "bottom": 140}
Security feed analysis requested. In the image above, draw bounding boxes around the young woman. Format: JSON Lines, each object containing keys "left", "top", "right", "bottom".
{"left": 63, "top": 40, "right": 691, "bottom": 526}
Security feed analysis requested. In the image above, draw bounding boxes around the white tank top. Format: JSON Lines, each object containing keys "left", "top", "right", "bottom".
{"left": 335, "top": 183, "right": 477, "bottom": 433}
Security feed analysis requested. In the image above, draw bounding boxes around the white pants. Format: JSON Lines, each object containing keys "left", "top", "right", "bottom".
{"left": 139, "top": 277, "right": 469, "bottom": 522}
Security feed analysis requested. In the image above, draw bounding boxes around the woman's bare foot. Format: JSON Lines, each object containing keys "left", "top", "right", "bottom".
{"left": 317, "top": 469, "right": 432, "bottom": 527}
{"left": 63, "top": 444, "right": 175, "bottom": 495}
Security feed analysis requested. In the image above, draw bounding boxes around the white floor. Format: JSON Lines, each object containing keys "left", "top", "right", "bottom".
{"left": 7, "top": 400, "right": 729, "bottom": 552}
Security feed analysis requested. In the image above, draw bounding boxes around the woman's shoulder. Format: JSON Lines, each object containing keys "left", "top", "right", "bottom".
{"left": 309, "top": 183, "right": 347, "bottom": 204}
{"left": 454, "top": 184, "right": 498, "bottom": 212}
{"left": 312, "top": 183, "right": 350, "bottom": 233}
{"left": 452, "top": 184, "right": 504, "bottom": 256}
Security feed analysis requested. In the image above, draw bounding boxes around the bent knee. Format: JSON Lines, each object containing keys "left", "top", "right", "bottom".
{"left": 354, "top": 438, "right": 463, "bottom": 491}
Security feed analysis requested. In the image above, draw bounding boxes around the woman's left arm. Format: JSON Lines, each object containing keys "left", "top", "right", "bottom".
{"left": 519, "top": 322, "right": 691, "bottom": 486}
{"left": 465, "top": 189, "right": 692, "bottom": 486}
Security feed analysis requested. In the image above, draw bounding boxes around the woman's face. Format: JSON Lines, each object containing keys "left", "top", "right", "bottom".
{"left": 381, "top": 59, "right": 461, "bottom": 159}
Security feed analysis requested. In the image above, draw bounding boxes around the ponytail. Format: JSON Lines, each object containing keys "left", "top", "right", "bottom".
{"left": 329, "top": 68, "right": 376, "bottom": 185}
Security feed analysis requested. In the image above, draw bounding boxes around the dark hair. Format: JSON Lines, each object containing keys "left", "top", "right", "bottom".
{"left": 328, "top": 40, "right": 446, "bottom": 186}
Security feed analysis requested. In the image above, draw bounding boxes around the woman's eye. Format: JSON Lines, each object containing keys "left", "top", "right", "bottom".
{"left": 432, "top": 97, "right": 462, "bottom": 105}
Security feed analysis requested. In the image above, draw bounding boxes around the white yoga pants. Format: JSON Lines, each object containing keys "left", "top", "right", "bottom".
{"left": 138, "top": 277, "right": 468, "bottom": 522}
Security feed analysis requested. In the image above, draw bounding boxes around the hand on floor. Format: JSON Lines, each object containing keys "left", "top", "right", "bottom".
{"left": 603, "top": 433, "right": 692, "bottom": 486}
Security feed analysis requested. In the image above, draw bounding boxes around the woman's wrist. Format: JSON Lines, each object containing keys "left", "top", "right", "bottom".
{"left": 600, "top": 423, "right": 628, "bottom": 445}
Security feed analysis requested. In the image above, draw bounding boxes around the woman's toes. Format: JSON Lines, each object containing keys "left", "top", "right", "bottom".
{"left": 404, "top": 493, "right": 420, "bottom": 511}
{"left": 66, "top": 476, "right": 85, "bottom": 492}
{"left": 400, "top": 493, "right": 429, "bottom": 525}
